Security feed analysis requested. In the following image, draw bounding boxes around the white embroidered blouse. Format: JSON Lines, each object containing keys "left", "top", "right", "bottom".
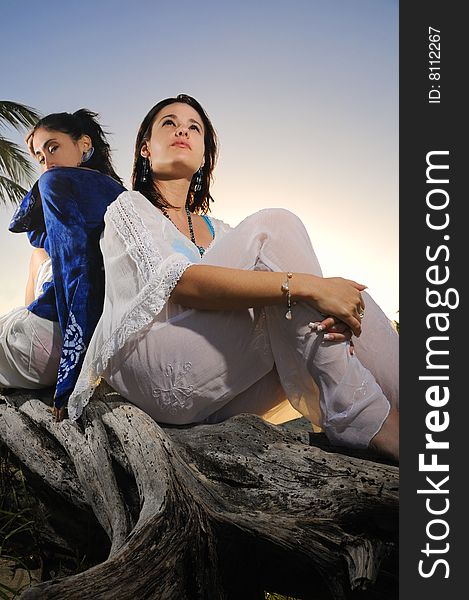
{"left": 68, "top": 190, "right": 232, "bottom": 421}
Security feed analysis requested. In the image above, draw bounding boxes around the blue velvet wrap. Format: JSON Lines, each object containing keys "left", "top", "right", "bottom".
{"left": 9, "top": 167, "right": 126, "bottom": 410}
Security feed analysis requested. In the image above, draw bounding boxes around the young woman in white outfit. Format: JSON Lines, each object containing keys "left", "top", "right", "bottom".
{"left": 68, "top": 94, "right": 399, "bottom": 461}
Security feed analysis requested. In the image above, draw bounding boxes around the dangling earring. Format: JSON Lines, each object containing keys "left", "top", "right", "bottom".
{"left": 194, "top": 167, "right": 203, "bottom": 192}
{"left": 141, "top": 157, "right": 150, "bottom": 183}
{"left": 81, "top": 146, "right": 95, "bottom": 164}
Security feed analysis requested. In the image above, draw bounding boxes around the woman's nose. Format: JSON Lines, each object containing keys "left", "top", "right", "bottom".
{"left": 176, "top": 127, "right": 189, "bottom": 137}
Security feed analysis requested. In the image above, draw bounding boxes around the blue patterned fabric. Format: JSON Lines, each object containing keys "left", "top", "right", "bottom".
{"left": 9, "top": 167, "right": 126, "bottom": 410}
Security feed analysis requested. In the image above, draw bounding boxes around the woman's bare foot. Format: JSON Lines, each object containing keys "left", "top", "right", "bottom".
{"left": 368, "top": 407, "right": 399, "bottom": 463}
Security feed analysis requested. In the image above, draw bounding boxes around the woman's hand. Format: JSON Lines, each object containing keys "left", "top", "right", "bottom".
{"left": 310, "top": 316, "right": 353, "bottom": 342}
{"left": 52, "top": 406, "right": 66, "bottom": 422}
{"left": 25, "top": 248, "right": 50, "bottom": 306}
{"left": 298, "top": 275, "right": 366, "bottom": 337}
{"left": 171, "top": 266, "right": 365, "bottom": 336}
{"left": 309, "top": 316, "right": 355, "bottom": 355}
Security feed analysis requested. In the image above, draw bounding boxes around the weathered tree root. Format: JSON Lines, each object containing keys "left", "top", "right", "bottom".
{"left": 0, "top": 389, "right": 398, "bottom": 599}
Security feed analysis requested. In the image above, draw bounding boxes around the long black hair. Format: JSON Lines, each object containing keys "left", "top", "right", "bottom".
{"left": 132, "top": 94, "right": 218, "bottom": 214}
{"left": 26, "top": 109, "right": 123, "bottom": 184}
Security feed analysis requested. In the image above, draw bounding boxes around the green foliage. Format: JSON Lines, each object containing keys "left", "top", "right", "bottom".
{"left": 0, "top": 100, "right": 41, "bottom": 206}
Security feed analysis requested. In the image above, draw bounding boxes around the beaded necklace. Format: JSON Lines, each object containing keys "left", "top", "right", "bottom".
{"left": 160, "top": 204, "right": 205, "bottom": 257}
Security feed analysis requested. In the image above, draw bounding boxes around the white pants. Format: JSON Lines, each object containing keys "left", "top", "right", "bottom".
{"left": 0, "top": 306, "right": 62, "bottom": 389}
{"left": 106, "top": 209, "right": 398, "bottom": 448}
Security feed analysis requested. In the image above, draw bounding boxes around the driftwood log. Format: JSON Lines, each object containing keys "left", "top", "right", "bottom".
{"left": 0, "top": 385, "right": 398, "bottom": 600}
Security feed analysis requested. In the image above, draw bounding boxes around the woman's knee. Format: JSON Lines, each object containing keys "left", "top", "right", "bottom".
{"left": 244, "top": 207, "right": 302, "bottom": 226}
{"left": 240, "top": 207, "right": 308, "bottom": 237}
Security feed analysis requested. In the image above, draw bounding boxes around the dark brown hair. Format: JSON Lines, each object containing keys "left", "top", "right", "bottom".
{"left": 131, "top": 94, "right": 218, "bottom": 214}
{"left": 26, "top": 109, "right": 123, "bottom": 184}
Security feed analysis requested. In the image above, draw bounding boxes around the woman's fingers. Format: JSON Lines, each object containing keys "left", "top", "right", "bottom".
{"left": 309, "top": 317, "right": 354, "bottom": 341}
{"left": 346, "top": 279, "right": 366, "bottom": 322}
{"left": 310, "top": 317, "right": 349, "bottom": 333}
{"left": 52, "top": 406, "right": 66, "bottom": 422}
{"left": 348, "top": 279, "right": 368, "bottom": 292}
{"left": 324, "top": 331, "right": 352, "bottom": 342}
{"left": 338, "top": 312, "right": 362, "bottom": 337}
{"left": 309, "top": 276, "right": 366, "bottom": 336}
{"left": 309, "top": 316, "right": 336, "bottom": 331}
{"left": 350, "top": 316, "right": 362, "bottom": 337}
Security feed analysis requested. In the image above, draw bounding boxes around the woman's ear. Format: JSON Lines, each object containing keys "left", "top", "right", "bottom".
{"left": 78, "top": 134, "right": 92, "bottom": 152}
{"left": 140, "top": 142, "right": 150, "bottom": 158}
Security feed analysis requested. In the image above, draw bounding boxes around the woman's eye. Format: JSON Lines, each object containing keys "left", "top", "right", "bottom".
{"left": 48, "top": 145, "right": 58, "bottom": 153}
{"left": 190, "top": 125, "right": 201, "bottom": 132}
{"left": 163, "top": 119, "right": 175, "bottom": 126}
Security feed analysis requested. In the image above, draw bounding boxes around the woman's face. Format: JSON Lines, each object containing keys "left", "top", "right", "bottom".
{"left": 142, "top": 102, "right": 205, "bottom": 180}
{"left": 31, "top": 128, "right": 92, "bottom": 171}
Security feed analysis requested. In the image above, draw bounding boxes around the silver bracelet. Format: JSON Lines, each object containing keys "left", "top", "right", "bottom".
{"left": 281, "top": 272, "right": 293, "bottom": 320}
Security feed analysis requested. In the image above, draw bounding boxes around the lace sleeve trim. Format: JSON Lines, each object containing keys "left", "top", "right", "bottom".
{"left": 108, "top": 193, "right": 162, "bottom": 282}
{"left": 67, "top": 194, "right": 192, "bottom": 421}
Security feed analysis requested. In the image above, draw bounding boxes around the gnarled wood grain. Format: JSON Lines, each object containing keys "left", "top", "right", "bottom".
{"left": 0, "top": 387, "right": 398, "bottom": 600}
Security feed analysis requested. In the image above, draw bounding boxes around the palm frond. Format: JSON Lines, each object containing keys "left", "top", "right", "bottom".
{"left": 0, "top": 101, "right": 40, "bottom": 207}
{"left": 0, "top": 174, "right": 29, "bottom": 207}
{"left": 0, "top": 101, "right": 41, "bottom": 132}
{"left": 0, "top": 138, "right": 36, "bottom": 184}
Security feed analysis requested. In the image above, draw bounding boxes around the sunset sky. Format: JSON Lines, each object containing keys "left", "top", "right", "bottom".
{"left": 0, "top": 0, "right": 398, "bottom": 319}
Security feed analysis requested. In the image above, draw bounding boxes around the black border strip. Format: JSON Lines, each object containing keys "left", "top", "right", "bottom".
{"left": 400, "top": 2, "right": 465, "bottom": 596}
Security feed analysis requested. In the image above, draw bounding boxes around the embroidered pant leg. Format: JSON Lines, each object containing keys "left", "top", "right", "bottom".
{"left": 106, "top": 304, "right": 277, "bottom": 426}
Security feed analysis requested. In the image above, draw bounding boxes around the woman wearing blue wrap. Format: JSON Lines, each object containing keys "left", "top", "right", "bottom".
{"left": 1, "top": 109, "right": 125, "bottom": 421}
